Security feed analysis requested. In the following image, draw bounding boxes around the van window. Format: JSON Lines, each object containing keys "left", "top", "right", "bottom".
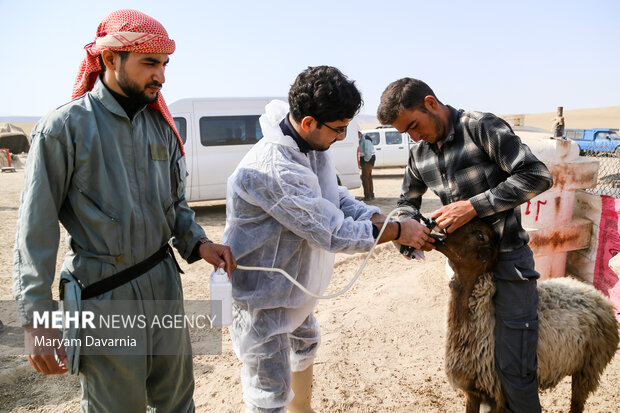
{"left": 173, "top": 117, "right": 187, "bottom": 144}
{"left": 366, "top": 132, "right": 380, "bottom": 145}
{"left": 385, "top": 131, "right": 402, "bottom": 145}
{"left": 199, "top": 115, "right": 263, "bottom": 146}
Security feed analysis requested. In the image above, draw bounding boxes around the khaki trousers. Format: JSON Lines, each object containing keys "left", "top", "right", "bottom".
{"left": 360, "top": 156, "right": 375, "bottom": 199}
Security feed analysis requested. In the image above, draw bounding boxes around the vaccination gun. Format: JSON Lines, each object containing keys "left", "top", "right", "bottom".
{"left": 399, "top": 213, "right": 438, "bottom": 258}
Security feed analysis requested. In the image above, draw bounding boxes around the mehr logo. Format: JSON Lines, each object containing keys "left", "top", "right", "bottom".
{"left": 33, "top": 311, "right": 96, "bottom": 329}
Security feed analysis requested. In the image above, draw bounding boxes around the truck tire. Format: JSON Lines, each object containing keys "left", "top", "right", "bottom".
{"left": 615, "top": 146, "right": 620, "bottom": 158}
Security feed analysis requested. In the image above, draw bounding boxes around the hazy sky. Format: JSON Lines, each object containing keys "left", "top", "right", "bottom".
{"left": 1, "top": 0, "right": 619, "bottom": 118}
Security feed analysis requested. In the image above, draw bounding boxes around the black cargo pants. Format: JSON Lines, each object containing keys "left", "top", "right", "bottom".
{"left": 493, "top": 245, "right": 542, "bottom": 413}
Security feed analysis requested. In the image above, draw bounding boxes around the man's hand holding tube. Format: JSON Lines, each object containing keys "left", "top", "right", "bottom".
{"left": 392, "top": 218, "right": 436, "bottom": 261}
{"left": 370, "top": 213, "right": 434, "bottom": 249}
{"left": 396, "top": 218, "right": 435, "bottom": 250}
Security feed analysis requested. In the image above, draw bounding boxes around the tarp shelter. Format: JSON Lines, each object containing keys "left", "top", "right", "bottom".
{"left": 0, "top": 123, "right": 30, "bottom": 154}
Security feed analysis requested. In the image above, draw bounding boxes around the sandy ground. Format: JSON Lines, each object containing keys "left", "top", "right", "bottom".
{"left": 1, "top": 167, "right": 619, "bottom": 412}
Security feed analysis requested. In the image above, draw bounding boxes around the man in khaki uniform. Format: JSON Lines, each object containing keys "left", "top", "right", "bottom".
{"left": 13, "top": 9, "right": 235, "bottom": 412}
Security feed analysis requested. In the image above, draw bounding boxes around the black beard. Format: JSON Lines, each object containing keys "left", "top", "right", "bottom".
{"left": 118, "top": 80, "right": 159, "bottom": 106}
{"left": 117, "top": 67, "right": 160, "bottom": 106}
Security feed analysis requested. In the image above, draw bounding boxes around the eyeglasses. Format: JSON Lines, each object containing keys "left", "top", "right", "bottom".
{"left": 318, "top": 121, "right": 347, "bottom": 138}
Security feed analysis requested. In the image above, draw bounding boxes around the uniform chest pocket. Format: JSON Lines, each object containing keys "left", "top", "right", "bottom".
{"left": 68, "top": 185, "right": 123, "bottom": 257}
{"left": 150, "top": 144, "right": 169, "bottom": 161}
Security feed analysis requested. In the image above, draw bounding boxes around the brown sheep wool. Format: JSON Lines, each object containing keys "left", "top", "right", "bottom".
{"left": 434, "top": 218, "right": 619, "bottom": 413}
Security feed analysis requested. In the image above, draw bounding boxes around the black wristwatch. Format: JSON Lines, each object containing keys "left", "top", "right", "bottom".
{"left": 372, "top": 224, "right": 380, "bottom": 239}
{"left": 194, "top": 237, "right": 212, "bottom": 255}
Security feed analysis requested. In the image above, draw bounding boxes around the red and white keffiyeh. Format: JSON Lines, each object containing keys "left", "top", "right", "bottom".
{"left": 72, "top": 9, "right": 183, "bottom": 154}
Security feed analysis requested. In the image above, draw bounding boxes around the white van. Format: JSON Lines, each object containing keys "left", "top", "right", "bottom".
{"left": 169, "top": 97, "right": 362, "bottom": 202}
{"left": 360, "top": 127, "right": 414, "bottom": 168}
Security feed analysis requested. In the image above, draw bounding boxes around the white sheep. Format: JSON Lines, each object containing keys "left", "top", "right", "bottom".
{"left": 433, "top": 218, "right": 619, "bottom": 413}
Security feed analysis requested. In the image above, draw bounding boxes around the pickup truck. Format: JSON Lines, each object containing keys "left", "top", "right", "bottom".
{"left": 565, "top": 128, "right": 620, "bottom": 156}
{"left": 360, "top": 127, "right": 414, "bottom": 167}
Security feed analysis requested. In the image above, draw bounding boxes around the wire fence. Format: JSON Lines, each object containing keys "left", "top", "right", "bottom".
{"left": 583, "top": 152, "right": 620, "bottom": 198}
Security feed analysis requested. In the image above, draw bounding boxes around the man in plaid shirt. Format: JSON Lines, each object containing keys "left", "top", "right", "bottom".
{"left": 378, "top": 78, "right": 553, "bottom": 412}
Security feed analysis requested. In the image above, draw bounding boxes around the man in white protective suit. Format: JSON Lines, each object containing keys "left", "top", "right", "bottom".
{"left": 223, "top": 66, "right": 434, "bottom": 413}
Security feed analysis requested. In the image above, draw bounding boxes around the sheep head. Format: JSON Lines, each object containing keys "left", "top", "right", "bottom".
{"left": 432, "top": 218, "right": 499, "bottom": 280}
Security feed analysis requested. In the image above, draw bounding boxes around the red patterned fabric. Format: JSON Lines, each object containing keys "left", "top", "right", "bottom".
{"left": 72, "top": 9, "right": 183, "bottom": 154}
{"left": 594, "top": 195, "right": 620, "bottom": 323}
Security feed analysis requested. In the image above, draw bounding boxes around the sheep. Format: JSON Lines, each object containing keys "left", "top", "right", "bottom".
{"left": 431, "top": 218, "right": 619, "bottom": 413}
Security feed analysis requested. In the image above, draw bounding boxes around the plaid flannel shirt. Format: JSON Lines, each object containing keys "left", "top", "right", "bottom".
{"left": 397, "top": 106, "right": 553, "bottom": 253}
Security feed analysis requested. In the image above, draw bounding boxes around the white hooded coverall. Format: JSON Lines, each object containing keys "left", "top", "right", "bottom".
{"left": 223, "top": 101, "right": 380, "bottom": 412}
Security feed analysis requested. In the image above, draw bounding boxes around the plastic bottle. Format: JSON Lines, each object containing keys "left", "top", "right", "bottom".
{"left": 210, "top": 268, "right": 232, "bottom": 327}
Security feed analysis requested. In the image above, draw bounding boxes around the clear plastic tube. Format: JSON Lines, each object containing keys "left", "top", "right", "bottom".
{"left": 236, "top": 206, "right": 415, "bottom": 299}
